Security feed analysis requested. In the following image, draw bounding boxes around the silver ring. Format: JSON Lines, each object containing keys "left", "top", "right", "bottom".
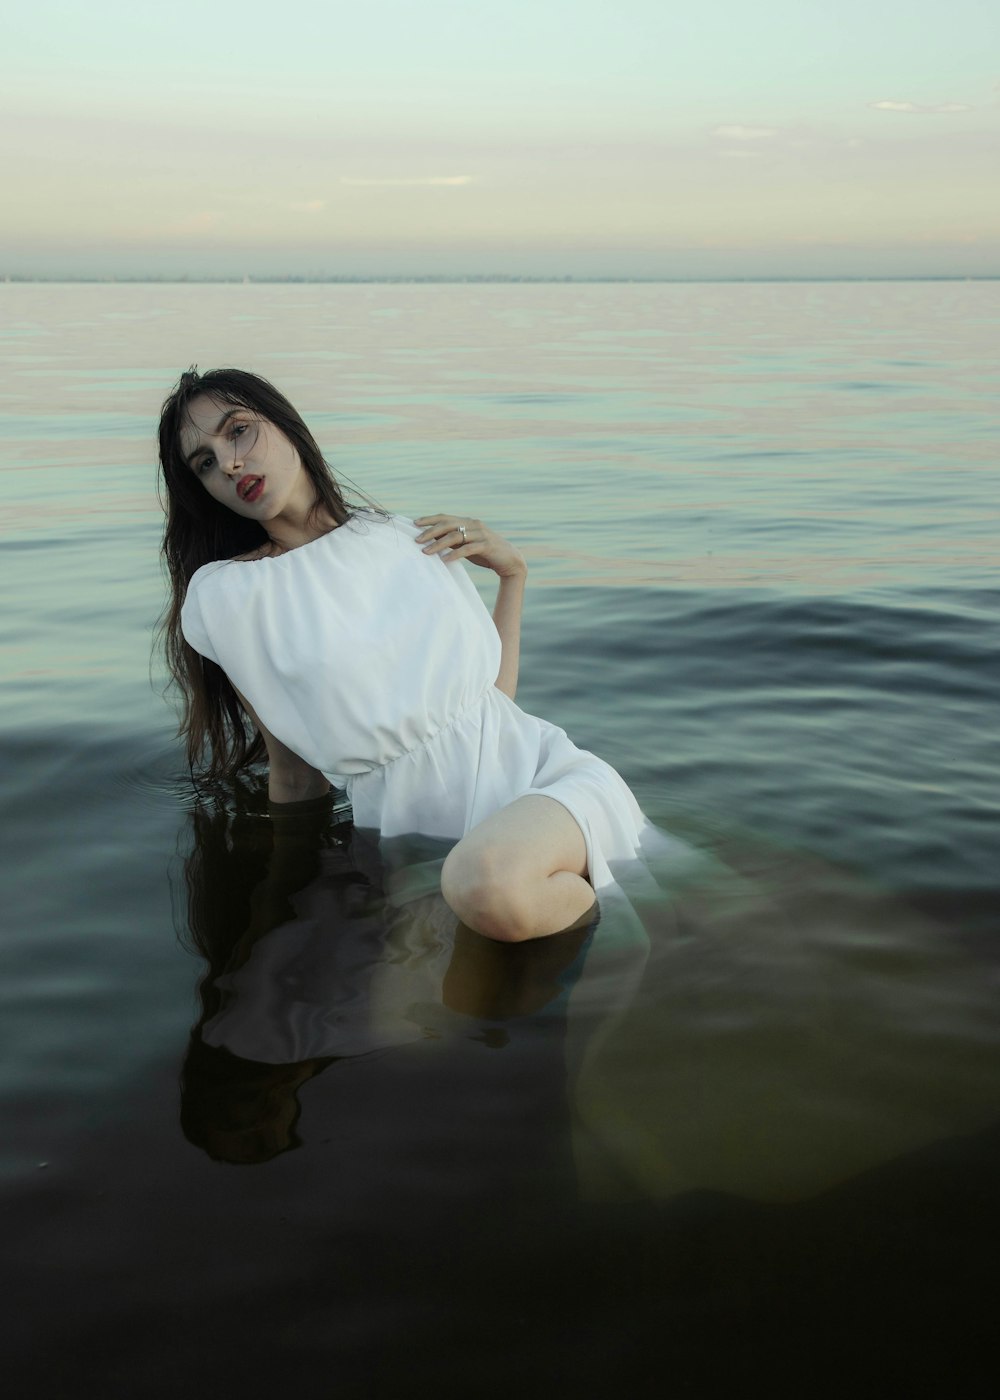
{"left": 457, "top": 524, "right": 467, "bottom": 542}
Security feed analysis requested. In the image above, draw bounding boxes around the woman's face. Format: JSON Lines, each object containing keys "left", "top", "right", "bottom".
{"left": 179, "top": 393, "right": 313, "bottom": 523}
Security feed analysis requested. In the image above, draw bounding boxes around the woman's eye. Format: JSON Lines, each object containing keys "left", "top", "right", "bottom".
{"left": 197, "top": 454, "right": 216, "bottom": 475}
{"left": 230, "top": 422, "right": 248, "bottom": 440}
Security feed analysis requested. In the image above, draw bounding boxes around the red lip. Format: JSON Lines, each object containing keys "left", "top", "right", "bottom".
{"left": 238, "top": 475, "right": 264, "bottom": 503}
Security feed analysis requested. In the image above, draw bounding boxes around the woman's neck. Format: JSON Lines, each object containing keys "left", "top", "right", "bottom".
{"left": 264, "top": 503, "right": 340, "bottom": 556}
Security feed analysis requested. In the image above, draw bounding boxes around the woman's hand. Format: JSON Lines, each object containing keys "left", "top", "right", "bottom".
{"left": 414, "top": 514, "right": 527, "bottom": 580}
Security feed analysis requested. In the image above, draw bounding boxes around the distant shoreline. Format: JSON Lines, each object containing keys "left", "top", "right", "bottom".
{"left": 2, "top": 273, "right": 998, "bottom": 285}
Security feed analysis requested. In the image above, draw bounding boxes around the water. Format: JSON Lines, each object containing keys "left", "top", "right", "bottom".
{"left": 2, "top": 281, "right": 998, "bottom": 1395}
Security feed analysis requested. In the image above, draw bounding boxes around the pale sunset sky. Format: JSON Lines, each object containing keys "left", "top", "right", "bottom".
{"left": 4, "top": 0, "right": 997, "bottom": 278}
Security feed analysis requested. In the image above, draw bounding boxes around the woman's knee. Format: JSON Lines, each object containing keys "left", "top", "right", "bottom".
{"left": 441, "top": 841, "right": 536, "bottom": 943}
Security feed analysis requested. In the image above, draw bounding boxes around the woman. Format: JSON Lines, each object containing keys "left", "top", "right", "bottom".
{"left": 159, "top": 367, "right": 656, "bottom": 943}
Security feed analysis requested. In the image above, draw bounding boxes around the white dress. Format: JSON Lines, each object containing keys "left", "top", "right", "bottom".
{"left": 180, "top": 511, "right": 655, "bottom": 893}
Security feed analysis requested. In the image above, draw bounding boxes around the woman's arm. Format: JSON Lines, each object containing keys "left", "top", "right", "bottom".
{"left": 233, "top": 685, "right": 331, "bottom": 804}
{"left": 414, "top": 515, "right": 528, "bottom": 700}
{"left": 490, "top": 570, "right": 526, "bottom": 699}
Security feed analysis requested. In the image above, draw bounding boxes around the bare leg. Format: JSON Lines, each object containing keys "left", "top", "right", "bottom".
{"left": 440, "top": 795, "right": 595, "bottom": 942}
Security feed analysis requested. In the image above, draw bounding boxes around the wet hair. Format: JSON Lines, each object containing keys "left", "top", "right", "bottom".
{"left": 157, "top": 368, "right": 352, "bottom": 783}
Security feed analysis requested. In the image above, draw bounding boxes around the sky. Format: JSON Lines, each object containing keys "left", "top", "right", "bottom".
{"left": 3, "top": 0, "right": 998, "bottom": 278}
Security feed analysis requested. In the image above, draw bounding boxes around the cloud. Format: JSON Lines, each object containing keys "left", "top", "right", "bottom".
{"left": 869, "top": 99, "right": 973, "bottom": 113}
{"left": 289, "top": 199, "right": 327, "bottom": 212}
{"left": 713, "top": 125, "right": 778, "bottom": 141}
{"left": 339, "top": 175, "right": 474, "bottom": 188}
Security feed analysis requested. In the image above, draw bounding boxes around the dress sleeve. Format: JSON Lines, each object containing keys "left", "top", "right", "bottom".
{"left": 391, "top": 513, "right": 500, "bottom": 648}
{"left": 448, "top": 557, "right": 502, "bottom": 646}
{"left": 180, "top": 568, "right": 222, "bottom": 664}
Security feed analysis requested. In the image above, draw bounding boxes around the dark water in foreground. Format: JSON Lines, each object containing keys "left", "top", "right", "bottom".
{"left": 2, "top": 282, "right": 999, "bottom": 1395}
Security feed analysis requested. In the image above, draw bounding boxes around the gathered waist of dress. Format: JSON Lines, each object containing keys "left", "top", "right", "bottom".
{"left": 345, "top": 682, "right": 499, "bottom": 780}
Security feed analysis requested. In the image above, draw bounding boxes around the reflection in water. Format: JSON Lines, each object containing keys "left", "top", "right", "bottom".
{"left": 179, "top": 792, "right": 593, "bottom": 1163}
{"left": 179, "top": 790, "right": 1000, "bottom": 1205}
{"left": 164, "top": 789, "right": 1000, "bottom": 1393}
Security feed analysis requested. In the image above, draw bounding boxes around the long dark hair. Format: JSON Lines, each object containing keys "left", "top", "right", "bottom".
{"left": 157, "top": 368, "right": 353, "bottom": 783}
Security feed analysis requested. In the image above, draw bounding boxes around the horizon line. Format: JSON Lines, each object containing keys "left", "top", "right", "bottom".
{"left": 3, "top": 273, "right": 999, "bottom": 285}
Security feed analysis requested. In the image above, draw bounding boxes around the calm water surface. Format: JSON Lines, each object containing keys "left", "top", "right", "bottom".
{"left": 2, "top": 281, "right": 998, "bottom": 1396}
